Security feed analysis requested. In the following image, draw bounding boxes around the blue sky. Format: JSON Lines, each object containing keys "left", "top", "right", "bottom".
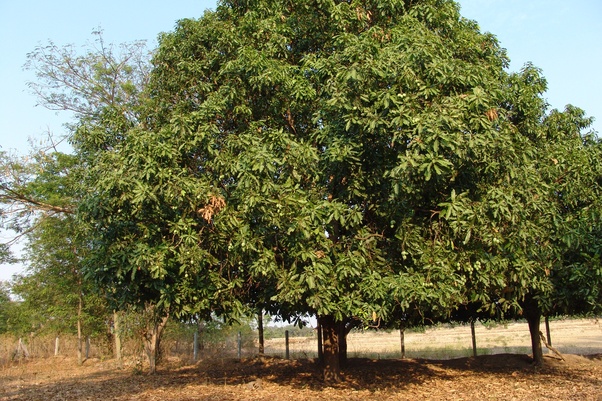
{"left": 459, "top": 0, "right": 602, "bottom": 133}
{"left": 1, "top": 0, "right": 601, "bottom": 281}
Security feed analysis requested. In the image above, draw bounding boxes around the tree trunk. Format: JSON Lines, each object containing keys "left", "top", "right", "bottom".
{"left": 77, "top": 291, "right": 83, "bottom": 366}
{"left": 338, "top": 318, "right": 358, "bottom": 367}
{"left": 524, "top": 295, "right": 543, "bottom": 366}
{"left": 317, "top": 320, "right": 323, "bottom": 364}
{"left": 319, "top": 315, "right": 341, "bottom": 383}
{"left": 257, "top": 310, "right": 264, "bottom": 355}
{"left": 545, "top": 316, "right": 552, "bottom": 346}
{"left": 113, "top": 311, "right": 123, "bottom": 368}
{"left": 470, "top": 319, "right": 477, "bottom": 357}
{"left": 144, "top": 314, "right": 169, "bottom": 374}
{"left": 399, "top": 324, "right": 406, "bottom": 359}
{"left": 73, "top": 248, "right": 84, "bottom": 366}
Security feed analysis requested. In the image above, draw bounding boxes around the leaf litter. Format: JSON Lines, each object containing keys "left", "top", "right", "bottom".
{"left": 1, "top": 353, "right": 601, "bottom": 401}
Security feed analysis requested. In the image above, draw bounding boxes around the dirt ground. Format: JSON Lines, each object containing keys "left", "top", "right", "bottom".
{"left": 1, "top": 319, "right": 601, "bottom": 401}
{"left": 1, "top": 353, "right": 601, "bottom": 401}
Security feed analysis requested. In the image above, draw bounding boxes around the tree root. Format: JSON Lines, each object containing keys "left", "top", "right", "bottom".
{"left": 539, "top": 331, "right": 565, "bottom": 361}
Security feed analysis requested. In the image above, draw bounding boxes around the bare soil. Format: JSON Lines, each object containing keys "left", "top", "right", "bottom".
{"left": 1, "top": 319, "right": 601, "bottom": 401}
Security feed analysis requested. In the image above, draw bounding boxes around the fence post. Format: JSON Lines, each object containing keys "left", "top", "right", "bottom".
{"left": 193, "top": 331, "right": 199, "bottom": 361}
{"left": 285, "top": 330, "right": 290, "bottom": 359}
{"left": 237, "top": 331, "right": 242, "bottom": 359}
{"left": 54, "top": 336, "right": 60, "bottom": 356}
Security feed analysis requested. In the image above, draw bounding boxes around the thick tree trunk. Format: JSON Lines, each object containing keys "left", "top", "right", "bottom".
{"left": 257, "top": 310, "right": 264, "bottom": 355}
{"left": 144, "top": 314, "right": 169, "bottom": 374}
{"left": 524, "top": 295, "right": 543, "bottom": 366}
{"left": 319, "top": 315, "right": 341, "bottom": 383}
{"left": 338, "top": 318, "right": 358, "bottom": 367}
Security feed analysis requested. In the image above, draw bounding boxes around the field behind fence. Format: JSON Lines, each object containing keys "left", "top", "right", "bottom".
{"left": 2, "top": 318, "right": 600, "bottom": 367}
{"left": 266, "top": 318, "right": 602, "bottom": 360}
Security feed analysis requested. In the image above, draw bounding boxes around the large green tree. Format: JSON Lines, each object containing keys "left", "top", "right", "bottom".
{"left": 434, "top": 66, "right": 602, "bottom": 365}
{"left": 77, "top": 0, "right": 601, "bottom": 379}
{"left": 525, "top": 106, "right": 602, "bottom": 363}
{"left": 81, "top": 0, "right": 537, "bottom": 380}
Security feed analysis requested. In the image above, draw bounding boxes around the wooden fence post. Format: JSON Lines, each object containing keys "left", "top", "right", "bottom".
{"left": 54, "top": 336, "right": 60, "bottom": 356}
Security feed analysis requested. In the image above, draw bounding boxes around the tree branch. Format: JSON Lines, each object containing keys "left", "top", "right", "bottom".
{"left": 1, "top": 185, "right": 74, "bottom": 215}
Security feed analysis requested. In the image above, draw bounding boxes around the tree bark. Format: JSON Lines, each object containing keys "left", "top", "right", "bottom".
{"left": 257, "top": 310, "right": 264, "bottom": 355}
{"left": 470, "top": 319, "right": 477, "bottom": 357}
{"left": 338, "top": 318, "right": 357, "bottom": 367}
{"left": 524, "top": 295, "right": 543, "bottom": 366}
{"left": 144, "top": 314, "right": 169, "bottom": 374}
{"left": 319, "top": 315, "right": 341, "bottom": 383}
{"left": 317, "top": 320, "right": 323, "bottom": 364}
{"left": 113, "top": 311, "right": 123, "bottom": 368}
{"left": 399, "top": 324, "right": 406, "bottom": 359}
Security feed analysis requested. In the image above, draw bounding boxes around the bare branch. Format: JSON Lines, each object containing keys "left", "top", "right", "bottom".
{"left": 0, "top": 184, "right": 74, "bottom": 215}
